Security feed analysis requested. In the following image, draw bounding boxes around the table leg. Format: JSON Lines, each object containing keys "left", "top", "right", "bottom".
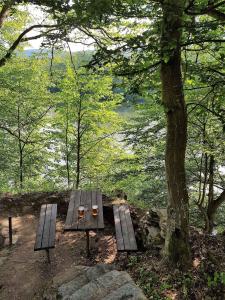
{"left": 86, "top": 230, "right": 90, "bottom": 257}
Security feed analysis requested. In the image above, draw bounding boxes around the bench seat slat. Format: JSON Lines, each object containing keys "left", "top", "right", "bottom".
{"left": 124, "top": 205, "right": 137, "bottom": 251}
{"left": 113, "top": 205, "right": 137, "bottom": 252}
{"left": 113, "top": 205, "right": 124, "bottom": 251}
{"left": 34, "top": 203, "right": 57, "bottom": 251}
{"left": 34, "top": 204, "right": 47, "bottom": 251}
{"left": 119, "top": 205, "right": 130, "bottom": 250}
{"left": 48, "top": 204, "right": 57, "bottom": 249}
{"left": 41, "top": 204, "right": 52, "bottom": 249}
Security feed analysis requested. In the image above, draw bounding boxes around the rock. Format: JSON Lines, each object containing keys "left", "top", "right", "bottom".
{"left": 86, "top": 264, "right": 115, "bottom": 281}
{"left": 104, "top": 282, "right": 147, "bottom": 300}
{"left": 146, "top": 227, "right": 161, "bottom": 243}
{"left": 68, "top": 270, "right": 132, "bottom": 300}
{"left": 58, "top": 270, "right": 90, "bottom": 298}
{"left": 46, "top": 264, "right": 146, "bottom": 300}
{"left": 53, "top": 266, "right": 90, "bottom": 287}
{"left": 136, "top": 208, "right": 167, "bottom": 249}
{"left": 57, "top": 264, "right": 114, "bottom": 298}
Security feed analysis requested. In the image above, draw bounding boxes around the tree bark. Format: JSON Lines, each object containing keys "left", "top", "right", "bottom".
{"left": 0, "top": 4, "right": 10, "bottom": 29}
{"left": 206, "top": 155, "right": 214, "bottom": 232}
{"left": 65, "top": 102, "right": 70, "bottom": 188}
{"left": 75, "top": 97, "right": 82, "bottom": 189}
{"left": 161, "top": 0, "right": 191, "bottom": 269}
{"left": 17, "top": 105, "right": 23, "bottom": 190}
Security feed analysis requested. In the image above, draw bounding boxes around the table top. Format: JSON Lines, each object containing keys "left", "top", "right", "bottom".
{"left": 64, "top": 190, "right": 104, "bottom": 231}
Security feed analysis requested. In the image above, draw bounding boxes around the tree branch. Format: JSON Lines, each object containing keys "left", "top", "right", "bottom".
{"left": 185, "top": 0, "right": 225, "bottom": 20}
{"left": 0, "top": 24, "right": 58, "bottom": 67}
{"left": 115, "top": 61, "right": 161, "bottom": 76}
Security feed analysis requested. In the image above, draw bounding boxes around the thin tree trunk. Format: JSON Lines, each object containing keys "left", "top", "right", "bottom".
{"left": 161, "top": 0, "right": 191, "bottom": 269}
{"left": 75, "top": 98, "right": 82, "bottom": 189}
{"left": 197, "top": 152, "right": 204, "bottom": 204}
{"left": 206, "top": 155, "right": 214, "bottom": 232}
{"left": 17, "top": 105, "right": 23, "bottom": 190}
{"left": 196, "top": 121, "right": 210, "bottom": 231}
{"left": 65, "top": 102, "right": 70, "bottom": 188}
{"left": 200, "top": 153, "right": 208, "bottom": 205}
{"left": 19, "top": 140, "right": 23, "bottom": 190}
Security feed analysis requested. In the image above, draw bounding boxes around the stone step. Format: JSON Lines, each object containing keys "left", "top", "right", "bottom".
{"left": 67, "top": 270, "right": 132, "bottom": 300}
{"left": 58, "top": 264, "right": 114, "bottom": 299}
{"left": 104, "top": 282, "right": 147, "bottom": 300}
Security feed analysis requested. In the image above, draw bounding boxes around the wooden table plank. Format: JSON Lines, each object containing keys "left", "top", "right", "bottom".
{"left": 119, "top": 205, "right": 130, "bottom": 250}
{"left": 124, "top": 205, "right": 137, "bottom": 251}
{"left": 91, "top": 190, "right": 98, "bottom": 229}
{"left": 65, "top": 190, "right": 104, "bottom": 231}
{"left": 113, "top": 205, "right": 124, "bottom": 251}
{"left": 97, "top": 191, "right": 104, "bottom": 229}
{"left": 34, "top": 204, "right": 47, "bottom": 251}
{"left": 65, "top": 190, "right": 81, "bottom": 230}
{"left": 77, "top": 190, "right": 86, "bottom": 230}
{"left": 48, "top": 204, "right": 57, "bottom": 248}
{"left": 65, "top": 191, "right": 76, "bottom": 228}
{"left": 72, "top": 190, "right": 82, "bottom": 229}
{"left": 84, "top": 190, "right": 92, "bottom": 229}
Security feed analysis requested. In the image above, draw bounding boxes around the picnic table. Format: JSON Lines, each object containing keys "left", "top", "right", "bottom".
{"left": 64, "top": 190, "right": 104, "bottom": 256}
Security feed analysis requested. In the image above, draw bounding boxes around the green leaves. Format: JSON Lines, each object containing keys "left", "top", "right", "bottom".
{"left": 51, "top": 60, "right": 124, "bottom": 190}
{"left": 0, "top": 56, "right": 54, "bottom": 191}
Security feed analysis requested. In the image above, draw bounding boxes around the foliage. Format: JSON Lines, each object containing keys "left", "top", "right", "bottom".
{"left": 207, "top": 272, "right": 225, "bottom": 288}
{"left": 0, "top": 56, "right": 54, "bottom": 191}
{"left": 111, "top": 93, "right": 167, "bottom": 206}
{"left": 51, "top": 62, "right": 124, "bottom": 190}
{"left": 0, "top": 54, "right": 125, "bottom": 193}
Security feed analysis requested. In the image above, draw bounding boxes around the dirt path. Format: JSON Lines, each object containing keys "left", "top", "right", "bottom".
{"left": 0, "top": 214, "right": 116, "bottom": 300}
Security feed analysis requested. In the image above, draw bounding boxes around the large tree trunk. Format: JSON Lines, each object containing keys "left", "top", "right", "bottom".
{"left": 161, "top": 0, "right": 191, "bottom": 269}
{"left": 0, "top": 4, "right": 10, "bottom": 29}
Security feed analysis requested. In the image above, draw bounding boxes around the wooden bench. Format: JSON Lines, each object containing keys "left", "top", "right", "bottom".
{"left": 113, "top": 205, "right": 137, "bottom": 252}
{"left": 34, "top": 204, "right": 57, "bottom": 262}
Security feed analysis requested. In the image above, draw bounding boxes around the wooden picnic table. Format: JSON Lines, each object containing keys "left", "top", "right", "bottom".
{"left": 64, "top": 190, "right": 104, "bottom": 256}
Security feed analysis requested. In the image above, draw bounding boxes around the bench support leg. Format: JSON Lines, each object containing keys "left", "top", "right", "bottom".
{"left": 8, "top": 216, "right": 13, "bottom": 246}
{"left": 46, "top": 249, "right": 50, "bottom": 263}
{"left": 85, "top": 230, "right": 90, "bottom": 258}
